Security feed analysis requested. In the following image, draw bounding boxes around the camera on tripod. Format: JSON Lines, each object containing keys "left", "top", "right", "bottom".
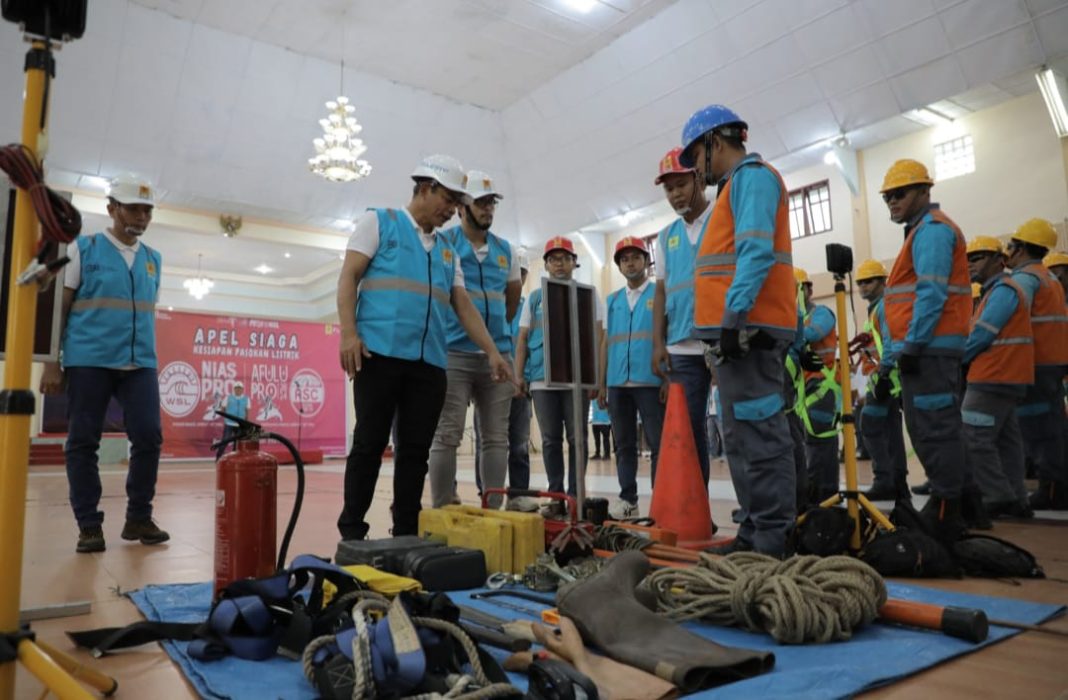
{"left": 2, "top": 0, "right": 86, "bottom": 41}
{"left": 825, "top": 243, "right": 853, "bottom": 277}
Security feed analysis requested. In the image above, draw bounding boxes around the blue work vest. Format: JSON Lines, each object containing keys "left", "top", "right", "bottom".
{"left": 62, "top": 233, "right": 161, "bottom": 369}
{"left": 658, "top": 217, "right": 703, "bottom": 346}
{"left": 224, "top": 394, "right": 249, "bottom": 426}
{"left": 511, "top": 296, "right": 525, "bottom": 345}
{"left": 524, "top": 289, "right": 544, "bottom": 383}
{"left": 443, "top": 227, "right": 513, "bottom": 354}
{"left": 355, "top": 209, "right": 456, "bottom": 369}
{"left": 605, "top": 283, "right": 658, "bottom": 387}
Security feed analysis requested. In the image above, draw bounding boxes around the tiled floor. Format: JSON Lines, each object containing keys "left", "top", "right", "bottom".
{"left": 9, "top": 454, "right": 1068, "bottom": 698}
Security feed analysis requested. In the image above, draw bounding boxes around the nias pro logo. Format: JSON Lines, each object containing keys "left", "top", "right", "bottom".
{"left": 159, "top": 361, "right": 200, "bottom": 418}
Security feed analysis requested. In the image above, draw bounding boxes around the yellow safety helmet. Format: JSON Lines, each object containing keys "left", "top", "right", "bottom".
{"left": 1043, "top": 251, "right": 1068, "bottom": 269}
{"left": 794, "top": 267, "right": 811, "bottom": 285}
{"left": 880, "top": 159, "right": 934, "bottom": 193}
{"left": 855, "top": 259, "right": 888, "bottom": 281}
{"left": 972, "top": 282, "right": 982, "bottom": 299}
{"left": 965, "top": 236, "right": 1004, "bottom": 255}
{"left": 1011, "top": 218, "right": 1058, "bottom": 251}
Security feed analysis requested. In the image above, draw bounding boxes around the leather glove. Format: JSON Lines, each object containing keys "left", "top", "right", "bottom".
{"left": 799, "top": 350, "right": 824, "bottom": 372}
{"left": 719, "top": 328, "right": 744, "bottom": 360}
{"left": 871, "top": 372, "right": 892, "bottom": 401}
{"left": 748, "top": 329, "right": 777, "bottom": 351}
{"left": 897, "top": 352, "right": 920, "bottom": 376}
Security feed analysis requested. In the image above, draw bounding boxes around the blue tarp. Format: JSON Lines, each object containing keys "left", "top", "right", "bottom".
{"left": 130, "top": 580, "right": 1063, "bottom": 700}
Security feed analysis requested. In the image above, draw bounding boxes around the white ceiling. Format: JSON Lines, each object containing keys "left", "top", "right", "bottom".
{"left": 0, "top": 0, "right": 1066, "bottom": 288}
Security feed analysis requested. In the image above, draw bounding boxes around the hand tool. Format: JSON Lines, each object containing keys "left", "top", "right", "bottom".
{"left": 458, "top": 622, "right": 531, "bottom": 652}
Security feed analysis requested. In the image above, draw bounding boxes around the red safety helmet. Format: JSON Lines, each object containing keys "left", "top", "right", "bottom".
{"left": 613, "top": 236, "right": 649, "bottom": 264}
{"left": 543, "top": 236, "right": 577, "bottom": 259}
{"left": 654, "top": 147, "right": 695, "bottom": 185}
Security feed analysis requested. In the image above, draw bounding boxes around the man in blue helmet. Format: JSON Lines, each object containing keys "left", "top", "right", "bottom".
{"left": 684, "top": 105, "right": 798, "bottom": 558}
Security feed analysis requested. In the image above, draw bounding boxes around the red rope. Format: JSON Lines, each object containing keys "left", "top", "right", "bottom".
{"left": 0, "top": 143, "right": 81, "bottom": 245}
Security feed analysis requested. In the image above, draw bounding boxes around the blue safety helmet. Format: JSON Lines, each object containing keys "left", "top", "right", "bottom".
{"left": 679, "top": 104, "right": 748, "bottom": 168}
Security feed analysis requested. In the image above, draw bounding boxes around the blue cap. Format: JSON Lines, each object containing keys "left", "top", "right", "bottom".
{"left": 679, "top": 104, "right": 747, "bottom": 167}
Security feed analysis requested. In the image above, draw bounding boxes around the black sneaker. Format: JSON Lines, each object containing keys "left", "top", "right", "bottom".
{"left": 911, "top": 480, "right": 932, "bottom": 496}
{"left": 1029, "top": 481, "right": 1068, "bottom": 511}
{"left": 76, "top": 526, "right": 105, "bottom": 553}
{"left": 864, "top": 483, "right": 899, "bottom": 502}
{"left": 985, "top": 500, "right": 1034, "bottom": 520}
{"left": 121, "top": 519, "right": 170, "bottom": 545}
{"left": 704, "top": 538, "right": 753, "bottom": 555}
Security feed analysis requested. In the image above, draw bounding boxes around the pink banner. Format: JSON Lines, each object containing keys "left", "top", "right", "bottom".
{"left": 155, "top": 310, "right": 347, "bottom": 458}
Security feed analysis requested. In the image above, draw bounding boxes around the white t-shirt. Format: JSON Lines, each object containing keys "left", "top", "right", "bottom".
{"left": 346, "top": 208, "right": 464, "bottom": 287}
{"left": 519, "top": 284, "right": 606, "bottom": 391}
{"left": 64, "top": 229, "right": 142, "bottom": 290}
{"left": 656, "top": 201, "right": 712, "bottom": 356}
{"left": 623, "top": 278, "right": 651, "bottom": 311}
{"left": 468, "top": 235, "right": 522, "bottom": 283}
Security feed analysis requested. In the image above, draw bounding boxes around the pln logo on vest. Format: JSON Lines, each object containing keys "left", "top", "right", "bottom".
{"left": 646, "top": 299, "right": 654, "bottom": 310}
{"left": 145, "top": 260, "right": 157, "bottom": 277}
{"left": 497, "top": 255, "right": 508, "bottom": 269}
{"left": 158, "top": 361, "right": 200, "bottom": 418}
{"left": 668, "top": 235, "right": 680, "bottom": 251}
{"left": 443, "top": 249, "right": 453, "bottom": 264}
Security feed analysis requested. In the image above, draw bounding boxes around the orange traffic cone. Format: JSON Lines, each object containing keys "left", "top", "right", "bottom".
{"left": 649, "top": 383, "right": 727, "bottom": 549}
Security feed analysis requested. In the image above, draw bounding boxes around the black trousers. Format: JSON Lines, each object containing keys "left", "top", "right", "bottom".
{"left": 338, "top": 354, "right": 447, "bottom": 539}
{"left": 592, "top": 424, "right": 612, "bottom": 456}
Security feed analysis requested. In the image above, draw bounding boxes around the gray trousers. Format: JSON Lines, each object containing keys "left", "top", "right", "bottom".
{"left": 1017, "top": 366, "right": 1067, "bottom": 485}
{"left": 718, "top": 340, "right": 797, "bottom": 557}
{"left": 900, "top": 354, "right": 966, "bottom": 499}
{"left": 962, "top": 386, "right": 1027, "bottom": 505}
{"left": 803, "top": 377, "right": 839, "bottom": 500}
{"left": 428, "top": 352, "right": 514, "bottom": 508}
{"left": 861, "top": 392, "right": 907, "bottom": 490}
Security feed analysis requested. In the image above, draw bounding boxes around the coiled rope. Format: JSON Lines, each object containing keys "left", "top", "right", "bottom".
{"left": 648, "top": 552, "right": 887, "bottom": 644}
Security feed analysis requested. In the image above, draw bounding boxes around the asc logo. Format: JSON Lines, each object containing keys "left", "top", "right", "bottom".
{"left": 159, "top": 361, "right": 200, "bottom": 418}
{"left": 290, "top": 369, "right": 325, "bottom": 417}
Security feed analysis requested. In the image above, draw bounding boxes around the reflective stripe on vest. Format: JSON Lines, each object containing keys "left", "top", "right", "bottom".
{"left": 864, "top": 301, "right": 901, "bottom": 397}
{"left": 884, "top": 208, "right": 971, "bottom": 348}
{"left": 355, "top": 209, "right": 456, "bottom": 369}
{"left": 693, "top": 159, "right": 796, "bottom": 333}
{"left": 524, "top": 289, "right": 545, "bottom": 382}
{"left": 605, "top": 284, "right": 658, "bottom": 387}
{"left": 968, "top": 275, "right": 1034, "bottom": 385}
{"left": 1015, "top": 262, "right": 1068, "bottom": 367}
{"left": 442, "top": 227, "right": 513, "bottom": 354}
{"left": 658, "top": 218, "right": 702, "bottom": 345}
{"left": 62, "top": 233, "right": 160, "bottom": 369}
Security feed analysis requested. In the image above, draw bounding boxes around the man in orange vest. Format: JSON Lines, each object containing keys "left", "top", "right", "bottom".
{"left": 684, "top": 105, "right": 797, "bottom": 557}
{"left": 879, "top": 159, "right": 971, "bottom": 543}
{"left": 795, "top": 268, "right": 841, "bottom": 503}
{"left": 963, "top": 236, "right": 1034, "bottom": 521}
{"left": 1006, "top": 219, "right": 1068, "bottom": 511}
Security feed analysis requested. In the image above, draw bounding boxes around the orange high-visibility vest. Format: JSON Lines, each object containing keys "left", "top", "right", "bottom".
{"left": 804, "top": 310, "right": 838, "bottom": 382}
{"left": 1017, "top": 262, "right": 1068, "bottom": 367}
{"left": 884, "top": 208, "right": 971, "bottom": 349}
{"left": 693, "top": 160, "right": 795, "bottom": 334}
{"left": 968, "top": 276, "right": 1034, "bottom": 386}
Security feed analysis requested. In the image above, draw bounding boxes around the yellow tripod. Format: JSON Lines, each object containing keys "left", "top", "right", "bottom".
{"left": 815, "top": 273, "right": 895, "bottom": 551}
{"left": 0, "top": 39, "right": 117, "bottom": 698}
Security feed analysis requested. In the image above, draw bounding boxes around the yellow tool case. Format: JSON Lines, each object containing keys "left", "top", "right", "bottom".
{"left": 444, "top": 505, "right": 545, "bottom": 572}
{"left": 419, "top": 508, "right": 513, "bottom": 573}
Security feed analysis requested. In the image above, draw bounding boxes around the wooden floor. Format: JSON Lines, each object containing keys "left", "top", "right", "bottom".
{"left": 10, "top": 454, "right": 1068, "bottom": 699}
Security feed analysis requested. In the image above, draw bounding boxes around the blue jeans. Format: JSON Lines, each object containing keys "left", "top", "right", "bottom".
{"left": 668, "top": 354, "right": 712, "bottom": 484}
{"left": 532, "top": 390, "right": 589, "bottom": 495}
{"left": 607, "top": 386, "right": 665, "bottom": 504}
{"left": 65, "top": 367, "right": 162, "bottom": 528}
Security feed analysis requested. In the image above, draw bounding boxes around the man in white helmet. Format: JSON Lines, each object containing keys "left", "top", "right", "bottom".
{"left": 39, "top": 173, "right": 169, "bottom": 553}
{"left": 428, "top": 170, "right": 522, "bottom": 509}
{"left": 336, "top": 155, "right": 514, "bottom": 539}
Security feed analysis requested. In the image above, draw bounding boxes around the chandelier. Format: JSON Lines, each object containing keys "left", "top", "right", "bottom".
{"left": 308, "top": 93, "right": 372, "bottom": 182}
{"left": 183, "top": 254, "right": 214, "bottom": 300}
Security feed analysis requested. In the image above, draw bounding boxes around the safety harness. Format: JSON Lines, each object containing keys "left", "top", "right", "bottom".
{"left": 793, "top": 289, "right": 842, "bottom": 439}
{"left": 864, "top": 314, "right": 901, "bottom": 398}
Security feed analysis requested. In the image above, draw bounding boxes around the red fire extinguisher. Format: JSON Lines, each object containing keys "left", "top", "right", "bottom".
{"left": 213, "top": 414, "right": 306, "bottom": 598}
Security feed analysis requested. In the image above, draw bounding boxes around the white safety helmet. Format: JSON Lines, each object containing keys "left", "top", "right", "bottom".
{"left": 411, "top": 154, "right": 466, "bottom": 194}
{"left": 464, "top": 169, "right": 502, "bottom": 202}
{"left": 107, "top": 172, "right": 156, "bottom": 207}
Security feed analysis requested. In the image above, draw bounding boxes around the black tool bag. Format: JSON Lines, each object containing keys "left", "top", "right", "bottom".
{"left": 858, "top": 499, "right": 961, "bottom": 577}
{"left": 793, "top": 506, "right": 854, "bottom": 556}
{"left": 402, "top": 547, "right": 487, "bottom": 591}
{"left": 334, "top": 536, "right": 444, "bottom": 572}
{"left": 952, "top": 534, "right": 1045, "bottom": 579}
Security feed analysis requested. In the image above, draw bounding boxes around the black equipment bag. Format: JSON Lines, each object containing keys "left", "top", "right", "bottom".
{"left": 952, "top": 534, "right": 1045, "bottom": 579}
{"left": 794, "top": 506, "right": 854, "bottom": 556}
{"left": 334, "top": 536, "right": 444, "bottom": 572}
{"left": 402, "top": 547, "right": 487, "bottom": 591}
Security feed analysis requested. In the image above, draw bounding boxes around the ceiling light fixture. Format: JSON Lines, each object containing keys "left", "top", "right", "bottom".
{"left": 183, "top": 254, "right": 214, "bottom": 300}
{"left": 904, "top": 107, "right": 953, "bottom": 127}
{"left": 619, "top": 210, "right": 639, "bottom": 226}
{"left": 284, "top": 252, "right": 291, "bottom": 258}
{"left": 1036, "top": 67, "right": 1068, "bottom": 138}
{"left": 564, "top": 0, "right": 597, "bottom": 12}
{"left": 254, "top": 264, "right": 273, "bottom": 275}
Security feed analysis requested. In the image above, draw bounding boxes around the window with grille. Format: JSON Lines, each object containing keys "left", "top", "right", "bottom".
{"left": 642, "top": 232, "right": 659, "bottom": 275}
{"left": 787, "top": 180, "right": 832, "bottom": 239}
{"left": 934, "top": 135, "right": 975, "bottom": 181}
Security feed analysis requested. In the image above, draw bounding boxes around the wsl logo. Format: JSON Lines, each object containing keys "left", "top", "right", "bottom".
{"left": 159, "top": 362, "right": 200, "bottom": 418}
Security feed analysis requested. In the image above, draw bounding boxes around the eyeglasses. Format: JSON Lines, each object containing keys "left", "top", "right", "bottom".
{"left": 433, "top": 184, "right": 464, "bottom": 207}
{"left": 545, "top": 253, "right": 573, "bottom": 264}
{"left": 881, "top": 188, "right": 911, "bottom": 204}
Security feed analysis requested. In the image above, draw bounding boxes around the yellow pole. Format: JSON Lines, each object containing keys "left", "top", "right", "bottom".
{"left": 0, "top": 39, "right": 49, "bottom": 696}
{"left": 832, "top": 278, "right": 863, "bottom": 550}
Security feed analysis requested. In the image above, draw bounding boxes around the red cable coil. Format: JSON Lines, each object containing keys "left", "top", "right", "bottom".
{"left": 0, "top": 142, "right": 81, "bottom": 245}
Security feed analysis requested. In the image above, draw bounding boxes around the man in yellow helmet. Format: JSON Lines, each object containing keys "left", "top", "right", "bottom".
{"left": 879, "top": 159, "right": 971, "bottom": 543}
{"left": 855, "top": 259, "right": 908, "bottom": 502}
{"left": 1043, "top": 251, "right": 1068, "bottom": 298}
{"left": 963, "top": 236, "right": 1033, "bottom": 521}
{"left": 1006, "top": 219, "right": 1068, "bottom": 510}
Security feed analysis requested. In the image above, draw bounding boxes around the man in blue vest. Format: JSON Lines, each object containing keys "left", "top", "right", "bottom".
{"left": 507, "top": 255, "right": 533, "bottom": 494}
{"left": 651, "top": 147, "right": 714, "bottom": 486}
{"left": 598, "top": 237, "right": 666, "bottom": 519}
{"left": 428, "top": 170, "right": 522, "bottom": 509}
{"left": 215, "top": 380, "right": 251, "bottom": 460}
{"left": 515, "top": 237, "right": 606, "bottom": 498}
{"left": 39, "top": 173, "right": 169, "bottom": 553}
{"left": 336, "top": 155, "right": 513, "bottom": 540}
